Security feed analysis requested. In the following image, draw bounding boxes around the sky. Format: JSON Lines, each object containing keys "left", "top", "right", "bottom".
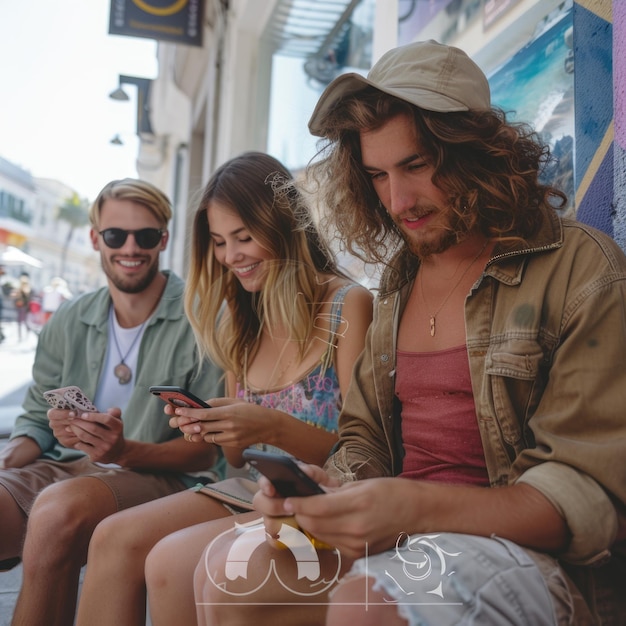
{"left": 0, "top": 0, "right": 158, "bottom": 200}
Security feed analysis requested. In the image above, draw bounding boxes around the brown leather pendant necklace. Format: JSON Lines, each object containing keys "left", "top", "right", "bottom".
{"left": 110, "top": 309, "right": 148, "bottom": 385}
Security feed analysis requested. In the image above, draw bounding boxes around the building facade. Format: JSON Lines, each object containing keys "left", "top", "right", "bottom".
{"left": 0, "top": 155, "right": 101, "bottom": 296}
{"left": 0, "top": 156, "right": 36, "bottom": 253}
{"left": 129, "top": 0, "right": 622, "bottom": 277}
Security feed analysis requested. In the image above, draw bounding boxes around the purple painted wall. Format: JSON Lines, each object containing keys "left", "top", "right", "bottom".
{"left": 613, "top": 1, "right": 626, "bottom": 249}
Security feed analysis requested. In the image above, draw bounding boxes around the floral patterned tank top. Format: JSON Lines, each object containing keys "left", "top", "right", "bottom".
{"left": 236, "top": 284, "right": 355, "bottom": 460}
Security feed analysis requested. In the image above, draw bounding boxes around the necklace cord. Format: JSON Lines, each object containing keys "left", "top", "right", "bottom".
{"left": 419, "top": 239, "right": 489, "bottom": 337}
{"left": 110, "top": 307, "right": 149, "bottom": 384}
{"left": 111, "top": 317, "right": 148, "bottom": 365}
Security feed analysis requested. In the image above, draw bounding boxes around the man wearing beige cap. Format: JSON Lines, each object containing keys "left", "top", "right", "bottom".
{"left": 195, "top": 40, "right": 625, "bottom": 625}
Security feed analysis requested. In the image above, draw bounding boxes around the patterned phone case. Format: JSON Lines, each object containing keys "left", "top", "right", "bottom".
{"left": 43, "top": 389, "right": 75, "bottom": 410}
{"left": 44, "top": 386, "right": 98, "bottom": 412}
{"left": 62, "top": 386, "right": 98, "bottom": 412}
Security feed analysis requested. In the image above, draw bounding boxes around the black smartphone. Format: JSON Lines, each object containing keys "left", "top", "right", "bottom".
{"left": 149, "top": 386, "right": 211, "bottom": 409}
{"left": 242, "top": 449, "right": 325, "bottom": 497}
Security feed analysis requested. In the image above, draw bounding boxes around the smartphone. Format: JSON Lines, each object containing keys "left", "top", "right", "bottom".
{"left": 149, "top": 385, "right": 211, "bottom": 409}
{"left": 242, "top": 449, "right": 325, "bottom": 497}
{"left": 43, "top": 386, "right": 98, "bottom": 412}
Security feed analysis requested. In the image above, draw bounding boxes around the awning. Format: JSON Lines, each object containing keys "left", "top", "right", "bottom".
{"left": 266, "top": 0, "right": 362, "bottom": 58}
{"left": 265, "top": 0, "right": 370, "bottom": 83}
{"left": 0, "top": 246, "right": 43, "bottom": 268}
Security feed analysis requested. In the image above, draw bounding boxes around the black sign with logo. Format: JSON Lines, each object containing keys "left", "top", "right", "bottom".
{"left": 109, "top": 0, "right": 203, "bottom": 47}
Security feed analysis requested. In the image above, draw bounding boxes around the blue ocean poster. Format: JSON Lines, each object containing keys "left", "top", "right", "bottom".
{"left": 488, "top": 9, "right": 575, "bottom": 210}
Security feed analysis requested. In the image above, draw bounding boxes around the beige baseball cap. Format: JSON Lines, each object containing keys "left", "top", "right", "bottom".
{"left": 308, "top": 40, "right": 491, "bottom": 136}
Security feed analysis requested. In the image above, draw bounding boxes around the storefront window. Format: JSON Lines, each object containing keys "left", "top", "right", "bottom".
{"left": 264, "top": 0, "right": 377, "bottom": 285}
{"left": 267, "top": 0, "right": 376, "bottom": 171}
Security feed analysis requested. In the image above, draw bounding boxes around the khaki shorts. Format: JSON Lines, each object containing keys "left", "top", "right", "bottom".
{"left": 0, "top": 456, "right": 186, "bottom": 515}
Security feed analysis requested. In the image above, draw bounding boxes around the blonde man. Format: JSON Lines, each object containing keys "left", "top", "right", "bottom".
{"left": 0, "top": 178, "right": 223, "bottom": 626}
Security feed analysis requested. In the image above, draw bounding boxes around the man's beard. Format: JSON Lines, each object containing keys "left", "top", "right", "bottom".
{"left": 101, "top": 256, "right": 159, "bottom": 294}
{"left": 399, "top": 209, "right": 467, "bottom": 260}
{"left": 405, "top": 228, "right": 458, "bottom": 259}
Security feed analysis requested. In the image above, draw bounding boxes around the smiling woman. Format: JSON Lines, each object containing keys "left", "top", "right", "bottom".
{"left": 206, "top": 201, "right": 275, "bottom": 295}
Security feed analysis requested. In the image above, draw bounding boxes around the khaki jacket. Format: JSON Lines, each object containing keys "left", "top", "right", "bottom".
{"left": 326, "top": 209, "right": 626, "bottom": 569}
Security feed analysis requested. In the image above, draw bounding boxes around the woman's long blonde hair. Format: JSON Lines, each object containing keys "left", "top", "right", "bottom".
{"left": 185, "top": 152, "right": 341, "bottom": 380}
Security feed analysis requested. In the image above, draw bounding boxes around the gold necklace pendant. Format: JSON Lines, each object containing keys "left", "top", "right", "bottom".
{"left": 420, "top": 239, "right": 489, "bottom": 338}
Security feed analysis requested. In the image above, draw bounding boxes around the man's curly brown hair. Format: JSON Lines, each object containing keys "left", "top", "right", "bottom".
{"left": 308, "top": 87, "right": 567, "bottom": 266}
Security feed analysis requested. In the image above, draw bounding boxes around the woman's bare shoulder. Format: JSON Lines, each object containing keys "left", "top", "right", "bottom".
{"left": 331, "top": 280, "right": 374, "bottom": 306}
{"left": 331, "top": 281, "right": 373, "bottom": 329}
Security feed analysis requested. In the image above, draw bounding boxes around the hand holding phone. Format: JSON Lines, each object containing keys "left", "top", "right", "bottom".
{"left": 242, "top": 449, "right": 325, "bottom": 497}
{"left": 244, "top": 449, "right": 334, "bottom": 551}
{"left": 149, "top": 386, "right": 211, "bottom": 409}
{"left": 44, "top": 386, "right": 98, "bottom": 449}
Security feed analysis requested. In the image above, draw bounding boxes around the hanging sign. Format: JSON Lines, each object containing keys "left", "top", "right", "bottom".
{"left": 109, "top": 0, "right": 203, "bottom": 47}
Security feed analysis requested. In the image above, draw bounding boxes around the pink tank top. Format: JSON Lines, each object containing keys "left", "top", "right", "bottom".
{"left": 395, "top": 346, "right": 489, "bottom": 486}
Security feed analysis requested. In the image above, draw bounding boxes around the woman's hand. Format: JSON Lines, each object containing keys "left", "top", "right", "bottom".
{"left": 167, "top": 397, "right": 282, "bottom": 449}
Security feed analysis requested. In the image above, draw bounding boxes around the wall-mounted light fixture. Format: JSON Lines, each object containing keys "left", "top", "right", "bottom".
{"left": 108, "top": 74, "right": 154, "bottom": 137}
{"left": 108, "top": 86, "right": 130, "bottom": 101}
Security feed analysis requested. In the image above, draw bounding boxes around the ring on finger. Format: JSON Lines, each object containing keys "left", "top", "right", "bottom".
{"left": 211, "top": 433, "right": 217, "bottom": 445}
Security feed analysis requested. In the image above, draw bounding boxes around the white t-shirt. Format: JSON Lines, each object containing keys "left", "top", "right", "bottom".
{"left": 94, "top": 307, "right": 149, "bottom": 413}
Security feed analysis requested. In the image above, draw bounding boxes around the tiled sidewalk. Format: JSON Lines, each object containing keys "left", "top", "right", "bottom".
{"left": 0, "top": 561, "right": 20, "bottom": 626}
{"left": 0, "top": 439, "right": 21, "bottom": 625}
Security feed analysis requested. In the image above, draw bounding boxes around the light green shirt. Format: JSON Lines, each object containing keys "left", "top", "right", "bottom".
{"left": 10, "top": 270, "right": 225, "bottom": 484}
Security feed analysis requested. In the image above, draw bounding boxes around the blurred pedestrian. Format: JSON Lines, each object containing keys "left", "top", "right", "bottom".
{"left": 0, "top": 264, "right": 6, "bottom": 342}
{"left": 12, "top": 272, "right": 33, "bottom": 341}
{"left": 41, "top": 276, "right": 73, "bottom": 323}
